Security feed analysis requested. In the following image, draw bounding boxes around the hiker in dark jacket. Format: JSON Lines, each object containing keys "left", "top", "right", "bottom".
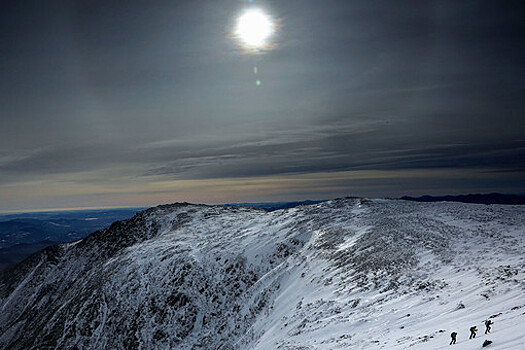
{"left": 485, "top": 320, "right": 493, "bottom": 334}
{"left": 450, "top": 332, "right": 457, "bottom": 345}
{"left": 469, "top": 326, "right": 477, "bottom": 339}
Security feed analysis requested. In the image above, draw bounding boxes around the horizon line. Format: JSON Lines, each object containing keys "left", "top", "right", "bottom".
{"left": 0, "top": 205, "right": 147, "bottom": 215}
{"left": 2, "top": 192, "right": 522, "bottom": 214}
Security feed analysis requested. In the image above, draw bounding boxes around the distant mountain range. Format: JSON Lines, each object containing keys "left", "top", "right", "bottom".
{"left": 0, "top": 208, "right": 144, "bottom": 270}
{"left": 401, "top": 193, "right": 525, "bottom": 205}
{"left": 0, "top": 208, "right": 145, "bottom": 248}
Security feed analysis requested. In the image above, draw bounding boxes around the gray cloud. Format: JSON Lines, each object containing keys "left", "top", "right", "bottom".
{"left": 1, "top": 0, "right": 525, "bottom": 210}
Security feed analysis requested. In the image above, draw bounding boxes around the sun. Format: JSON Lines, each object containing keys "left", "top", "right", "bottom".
{"left": 235, "top": 9, "right": 274, "bottom": 49}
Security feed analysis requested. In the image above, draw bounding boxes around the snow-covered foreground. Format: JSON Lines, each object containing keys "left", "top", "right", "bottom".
{"left": 0, "top": 198, "right": 524, "bottom": 349}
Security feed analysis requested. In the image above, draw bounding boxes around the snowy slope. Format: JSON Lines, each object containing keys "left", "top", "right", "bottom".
{"left": 0, "top": 198, "right": 524, "bottom": 349}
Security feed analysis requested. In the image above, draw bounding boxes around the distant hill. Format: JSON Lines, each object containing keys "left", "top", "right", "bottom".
{"left": 0, "top": 241, "right": 57, "bottom": 271}
{"left": 401, "top": 193, "right": 525, "bottom": 205}
{"left": 0, "top": 207, "right": 145, "bottom": 250}
{"left": 0, "top": 208, "right": 145, "bottom": 271}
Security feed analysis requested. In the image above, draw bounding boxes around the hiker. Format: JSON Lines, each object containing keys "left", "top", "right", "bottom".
{"left": 450, "top": 332, "right": 457, "bottom": 345}
{"left": 469, "top": 326, "right": 477, "bottom": 339}
{"left": 485, "top": 320, "right": 493, "bottom": 334}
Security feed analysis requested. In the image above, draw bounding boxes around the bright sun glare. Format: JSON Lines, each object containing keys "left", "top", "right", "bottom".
{"left": 235, "top": 9, "right": 274, "bottom": 49}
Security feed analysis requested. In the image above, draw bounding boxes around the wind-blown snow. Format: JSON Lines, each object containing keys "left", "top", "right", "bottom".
{"left": 0, "top": 198, "right": 524, "bottom": 349}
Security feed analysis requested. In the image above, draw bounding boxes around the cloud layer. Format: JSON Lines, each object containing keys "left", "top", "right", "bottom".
{"left": 1, "top": 0, "right": 524, "bottom": 211}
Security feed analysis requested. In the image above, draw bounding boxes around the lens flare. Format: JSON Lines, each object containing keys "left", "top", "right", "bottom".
{"left": 235, "top": 9, "right": 274, "bottom": 49}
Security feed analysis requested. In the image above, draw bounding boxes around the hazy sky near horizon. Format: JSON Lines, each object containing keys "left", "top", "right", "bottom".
{"left": 1, "top": 0, "right": 524, "bottom": 211}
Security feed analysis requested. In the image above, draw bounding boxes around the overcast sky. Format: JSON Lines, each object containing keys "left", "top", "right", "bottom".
{"left": 1, "top": 0, "right": 524, "bottom": 211}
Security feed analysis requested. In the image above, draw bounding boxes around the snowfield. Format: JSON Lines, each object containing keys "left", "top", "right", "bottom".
{"left": 0, "top": 198, "right": 524, "bottom": 349}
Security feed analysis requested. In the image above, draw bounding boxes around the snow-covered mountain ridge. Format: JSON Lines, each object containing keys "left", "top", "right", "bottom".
{"left": 0, "top": 198, "right": 524, "bottom": 349}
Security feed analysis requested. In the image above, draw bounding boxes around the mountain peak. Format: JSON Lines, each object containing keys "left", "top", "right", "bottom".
{"left": 1, "top": 198, "right": 524, "bottom": 349}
